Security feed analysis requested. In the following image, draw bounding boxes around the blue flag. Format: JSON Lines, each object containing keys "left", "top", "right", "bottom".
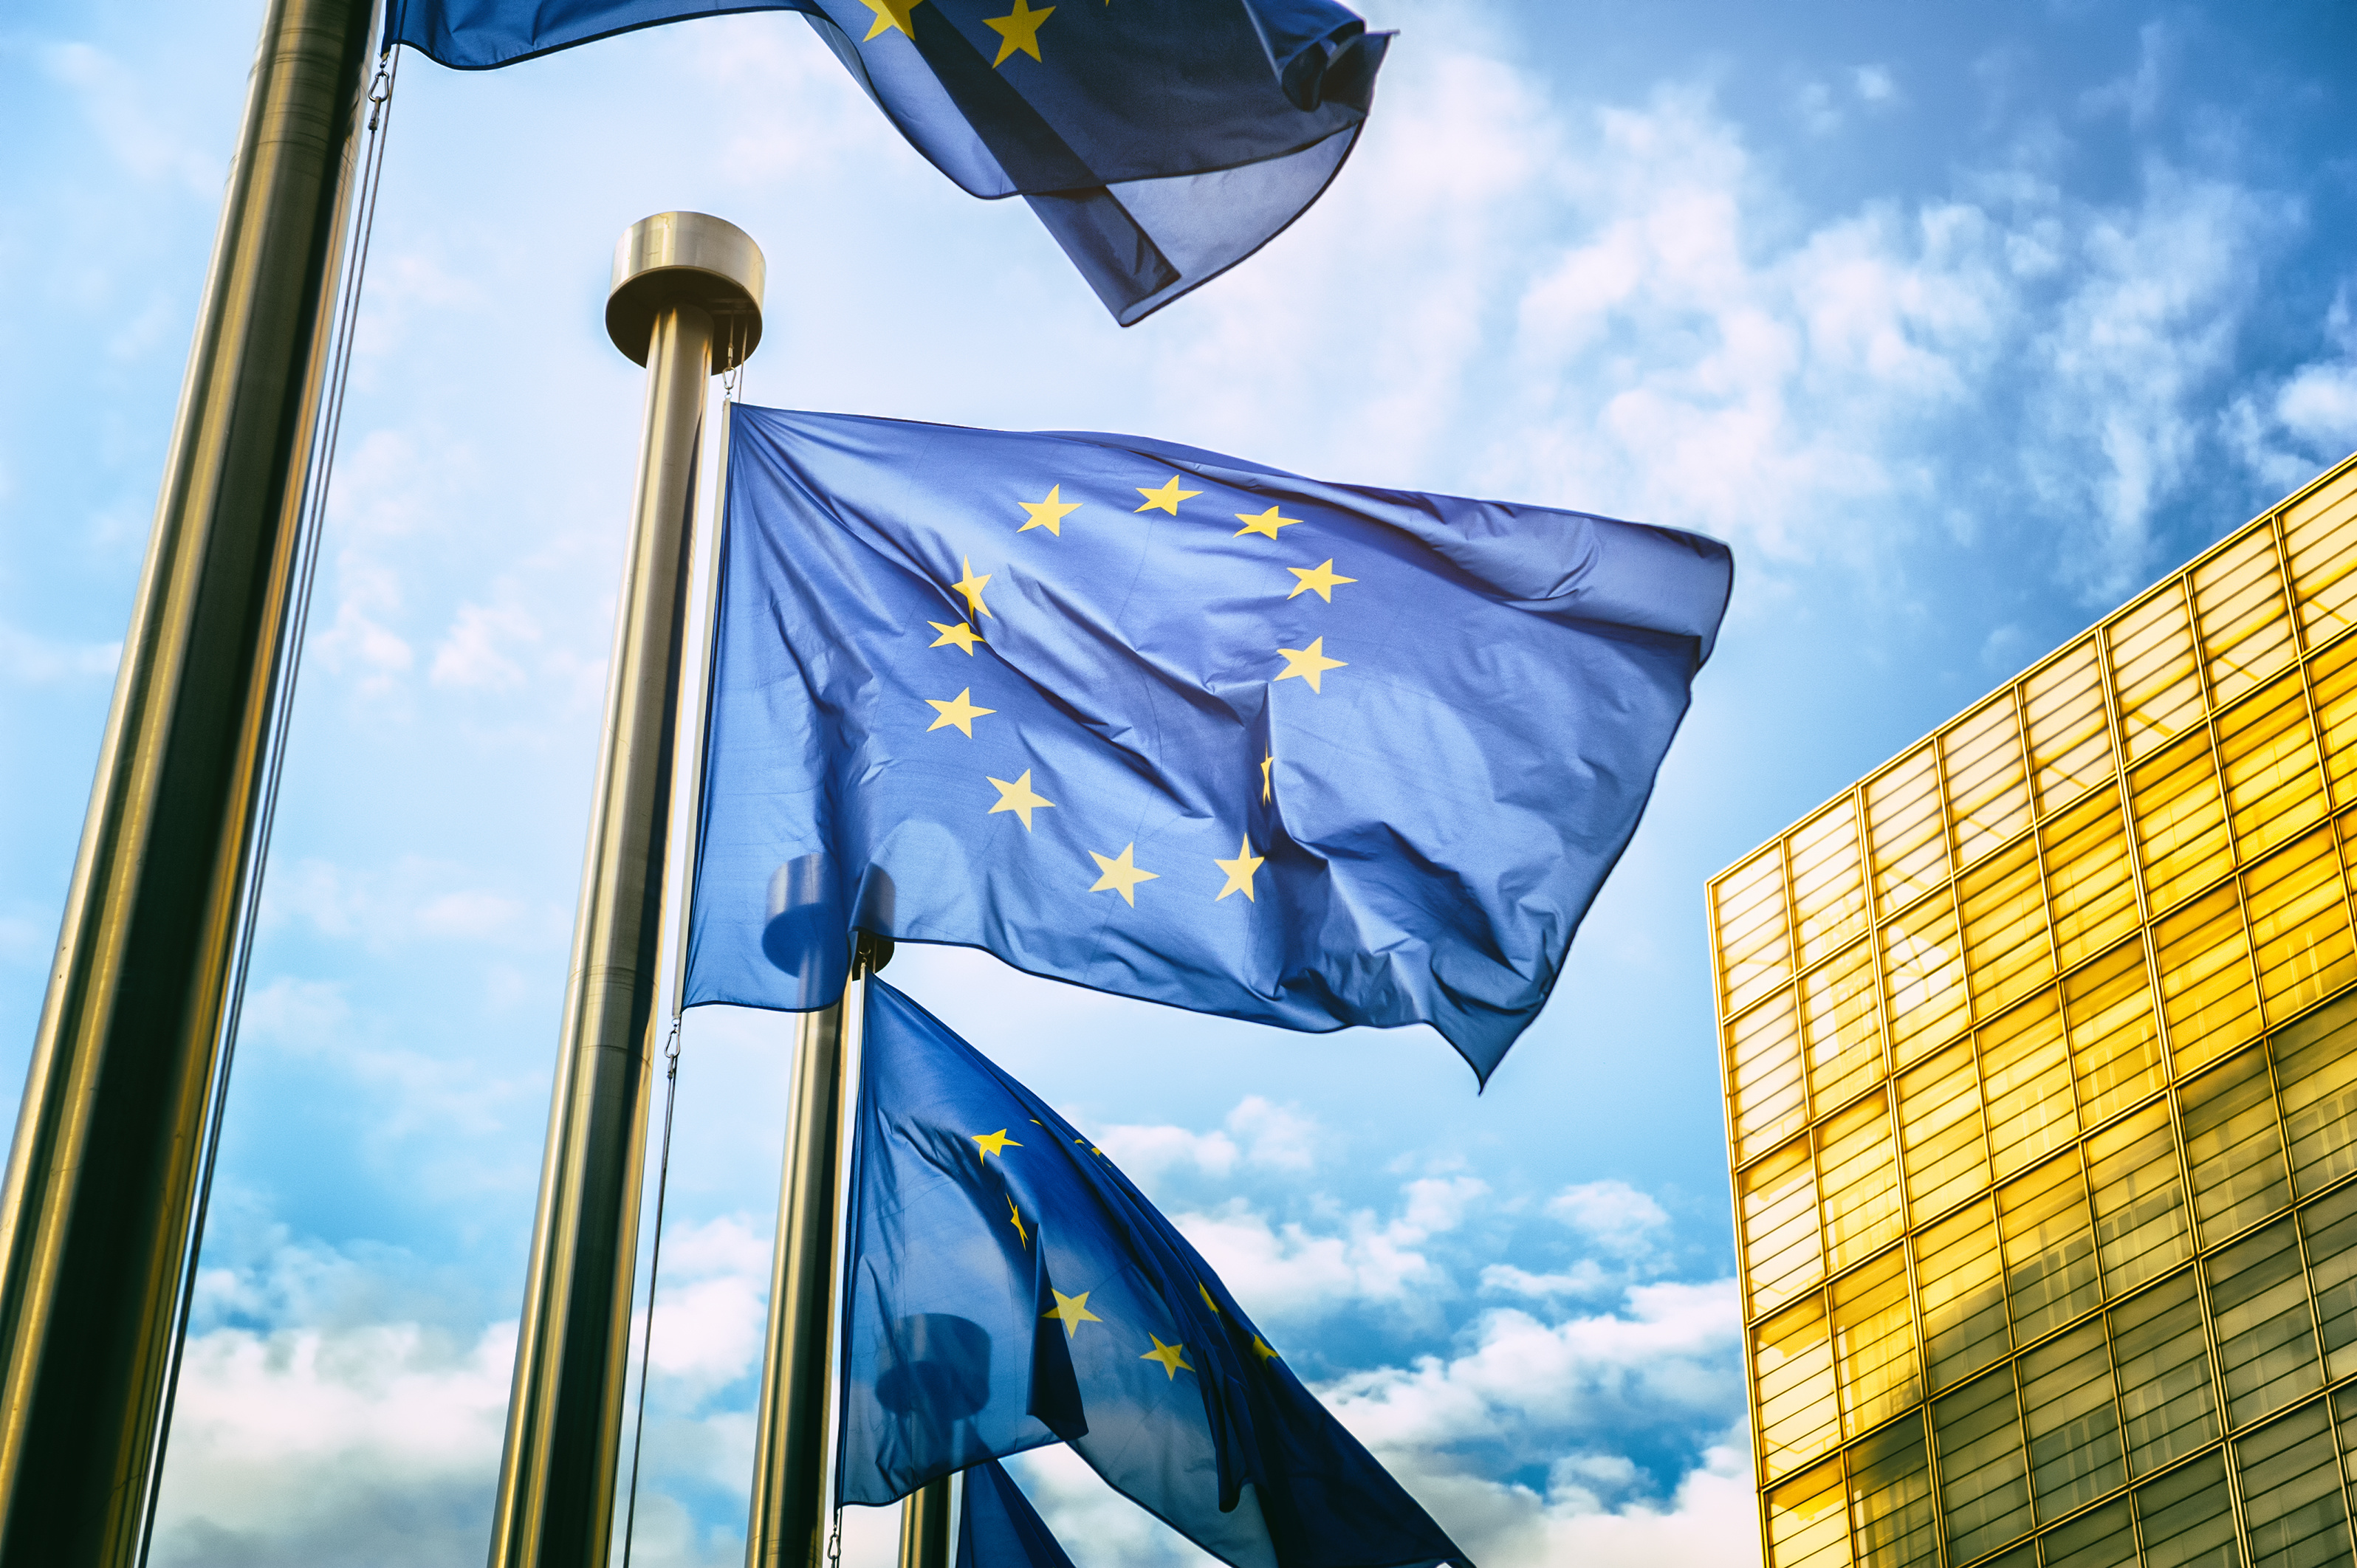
{"left": 838, "top": 978, "right": 1470, "bottom": 1568}
{"left": 383, "top": 0, "right": 1386, "bottom": 323}
{"left": 683, "top": 406, "right": 1731, "bottom": 1081}
{"left": 958, "top": 1460, "right": 1080, "bottom": 1568}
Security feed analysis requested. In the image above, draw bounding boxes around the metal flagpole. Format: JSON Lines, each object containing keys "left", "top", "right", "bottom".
{"left": 0, "top": 1, "right": 375, "bottom": 1562}
{"left": 487, "top": 212, "right": 764, "bottom": 1568}
{"left": 896, "top": 1476, "right": 953, "bottom": 1568}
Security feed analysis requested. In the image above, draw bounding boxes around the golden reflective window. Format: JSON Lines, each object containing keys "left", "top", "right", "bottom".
{"left": 2243, "top": 826, "right": 2357, "bottom": 1026}
{"left": 1818, "top": 1094, "right": 1903, "bottom": 1273}
{"left": 1802, "top": 941, "right": 1885, "bottom": 1115}
{"left": 1980, "top": 992, "right": 2077, "bottom": 1182}
{"left": 2154, "top": 884, "right": 2262, "bottom": 1075}
{"left": 1743, "top": 1135, "right": 1824, "bottom": 1317}
{"left": 1757, "top": 1296, "right": 1841, "bottom": 1481}
{"left": 1914, "top": 1199, "right": 2009, "bottom": 1390}
{"left": 1881, "top": 890, "right": 1969, "bottom": 1063}
{"left": 1729, "top": 988, "right": 1807, "bottom": 1163}
{"left": 1869, "top": 746, "right": 1950, "bottom": 917}
{"left": 2041, "top": 784, "right": 2140, "bottom": 971}
{"left": 1898, "top": 1040, "right": 1986, "bottom": 1225}
{"left": 1766, "top": 1456, "right": 1850, "bottom": 1568}
{"left": 2024, "top": 637, "right": 2115, "bottom": 816}
{"left": 2130, "top": 731, "right": 2233, "bottom": 915}
{"left": 2109, "top": 582, "right": 2205, "bottom": 760}
{"left": 1946, "top": 695, "right": 2031, "bottom": 868}
{"left": 1718, "top": 843, "right": 1792, "bottom": 1015}
{"left": 1792, "top": 800, "right": 1869, "bottom": 968}
{"left": 1960, "top": 841, "right": 2054, "bottom": 1017}
{"left": 2216, "top": 670, "right": 2325, "bottom": 861}
{"left": 2308, "top": 636, "right": 2357, "bottom": 808}
{"left": 2063, "top": 940, "right": 2166, "bottom": 1125}
{"left": 1831, "top": 1246, "right": 1918, "bottom": 1438}
{"left": 2285, "top": 472, "right": 2357, "bottom": 644}
{"left": 2193, "top": 526, "right": 2296, "bottom": 706}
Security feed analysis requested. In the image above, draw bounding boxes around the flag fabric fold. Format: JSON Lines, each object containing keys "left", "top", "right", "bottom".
{"left": 958, "top": 1459, "right": 1080, "bottom": 1568}
{"left": 837, "top": 977, "right": 1470, "bottom": 1568}
{"left": 382, "top": 0, "right": 1387, "bottom": 323}
{"left": 683, "top": 406, "right": 1732, "bottom": 1081}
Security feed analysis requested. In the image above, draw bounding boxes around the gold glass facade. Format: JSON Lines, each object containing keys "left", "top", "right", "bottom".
{"left": 1709, "top": 453, "right": 2357, "bottom": 1568}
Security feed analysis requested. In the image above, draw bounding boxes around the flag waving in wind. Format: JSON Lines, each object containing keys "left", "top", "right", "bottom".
{"left": 837, "top": 978, "right": 1470, "bottom": 1568}
{"left": 684, "top": 408, "right": 1732, "bottom": 1082}
{"left": 385, "top": 0, "right": 1387, "bottom": 323}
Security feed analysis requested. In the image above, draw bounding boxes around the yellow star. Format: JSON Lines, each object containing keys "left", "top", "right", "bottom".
{"left": 1088, "top": 843, "right": 1159, "bottom": 907}
{"left": 1198, "top": 1282, "right": 1221, "bottom": 1314}
{"left": 926, "top": 688, "right": 995, "bottom": 737}
{"left": 1212, "top": 836, "right": 1265, "bottom": 901}
{"left": 983, "top": 0, "right": 1054, "bottom": 65}
{"left": 972, "top": 1128, "right": 1023, "bottom": 1158}
{"left": 987, "top": 769, "right": 1056, "bottom": 830}
{"left": 1251, "top": 1335, "right": 1278, "bottom": 1362}
{"left": 1274, "top": 637, "right": 1346, "bottom": 693}
{"left": 928, "top": 619, "right": 984, "bottom": 654}
{"left": 1007, "top": 1195, "right": 1029, "bottom": 1246}
{"left": 1135, "top": 473, "right": 1203, "bottom": 515}
{"left": 1141, "top": 1335, "right": 1193, "bottom": 1379}
{"left": 1286, "top": 559, "right": 1356, "bottom": 602}
{"left": 1260, "top": 751, "right": 1273, "bottom": 803}
{"left": 1018, "top": 484, "right": 1082, "bottom": 536}
{"left": 1233, "top": 505, "right": 1299, "bottom": 540}
{"left": 1043, "top": 1289, "right": 1102, "bottom": 1338}
{"left": 952, "top": 557, "right": 993, "bottom": 619}
{"left": 858, "top": 0, "right": 924, "bottom": 39}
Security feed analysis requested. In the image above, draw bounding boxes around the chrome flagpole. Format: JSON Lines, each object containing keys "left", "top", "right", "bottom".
{"left": 0, "top": 1, "right": 374, "bottom": 1561}
{"left": 487, "top": 212, "right": 764, "bottom": 1568}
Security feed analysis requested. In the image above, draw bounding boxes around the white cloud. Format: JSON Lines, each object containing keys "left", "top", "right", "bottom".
{"left": 1548, "top": 1179, "right": 1672, "bottom": 1255}
{"left": 1094, "top": 1095, "right": 1320, "bottom": 1180}
{"left": 1172, "top": 1175, "right": 1487, "bottom": 1322}
{"left": 430, "top": 601, "right": 540, "bottom": 690}
{"left": 0, "top": 621, "right": 120, "bottom": 684}
{"left": 39, "top": 42, "right": 221, "bottom": 193}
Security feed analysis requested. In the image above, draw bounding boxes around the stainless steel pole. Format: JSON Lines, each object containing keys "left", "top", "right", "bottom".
{"left": 897, "top": 1476, "right": 953, "bottom": 1568}
{"left": 486, "top": 212, "right": 764, "bottom": 1568}
{"left": 746, "top": 991, "right": 852, "bottom": 1568}
{"left": 0, "top": 1, "right": 373, "bottom": 1561}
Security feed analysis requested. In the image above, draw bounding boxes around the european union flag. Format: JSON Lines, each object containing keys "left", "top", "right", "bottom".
{"left": 838, "top": 978, "right": 1470, "bottom": 1568}
{"left": 959, "top": 1459, "right": 1080, "bottom": 1568}
{"left": 683, "top": 406, "right": 1730, "bottom": 1080}
{"left": 384, "top": 0, "right": 1387, "bottom": 323}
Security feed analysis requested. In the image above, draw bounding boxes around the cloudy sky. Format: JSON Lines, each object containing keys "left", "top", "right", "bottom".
{"left": 4, "top": 1, "right": 2357, "bottom": 1564}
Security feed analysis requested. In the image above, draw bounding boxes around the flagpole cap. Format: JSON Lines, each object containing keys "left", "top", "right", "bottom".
{"left": 606, "top": 211, "right": 765, "bottom": 371}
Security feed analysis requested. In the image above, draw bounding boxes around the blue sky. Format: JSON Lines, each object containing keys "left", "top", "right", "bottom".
{"left": 4, "top": 1, "right": 2357, "bottom": 1564}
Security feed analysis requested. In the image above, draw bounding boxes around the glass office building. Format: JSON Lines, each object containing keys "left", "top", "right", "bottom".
{"left": 1709, "top": 453, "right": 2357, "bottom": 1568}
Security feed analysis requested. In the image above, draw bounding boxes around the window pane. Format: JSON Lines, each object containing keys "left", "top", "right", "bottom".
{"left": 1819, "top": 1094, "right": 1903, "bottom": 1273}
{"left": 2020, "top": 1318, "right": 2126, "bottom": 1520}
{"left": 2087, "top": 1101, "right": 2192, "bottom": 1298}
{"left": 1884, "top": 890, "right": 1971, "bottom": 1063}
{"left": 2040, "top": 1498, "right": 2137, "bottom": 1568}
{"left": 1999, "top": 1151, "right": 2102, "bottom": 1340}
{"left": 1718, "top": 844, "right": 1792, "bottom": 1014}
{"left": 2157, "top": 885, "right": 2263, "bottom": 1076}
{"left": 1743, "top": 1137, "right": 1824, "bottom": 1317}
{"left": 1832, "top": 1246, "right": 1918, "bottom": 1440}
{"left": 2245, "top": 828, "right": 2357, "bottom": 1026}
{"left": 2134, "top": 732, "right": 2236, "bottom": 915}
{"left": 1917, "top": 1199, "right": 2011, "bottom": 1391}
{"left": 1935, "top": 1366, "right": 2034, "bottom": 1564}
{"left": 2218, "top": 671, "right": 2326, "bottom": 862}
{"left": 2109, "top": 582, "right": 2206, "bottom": 760}
{"left": 1963, "top": 841, "right": 2056, "bottom": 1017}
{"left": 2284, "top": 468, "right": 2357, "bottom": 644}
{"left": 2209, "top": 1215, "right": 2323, "bottom": 1430}
{"left": 2274, "top": 991, "right": 2357, "bottom": 1194}
{"left": 2110, "top": 1269, "right": 2220, "bottom": 1476}
{"left": 2235, "top": 1399, "right": 2353, "bottom": 1568}
{"left": 2312, "top": 638, "right": 2357, "bottom": 810}
{"left": 1803, "top": 940, "right": 1886, "bottom": 1115}
{"left": 2067, "top": 939, "right": 2168, "bottom": 1124}
{"left": 1981, "top": 991, "right": 2078, "bottom": 1180}
{"left": 1901, "top": 1041, "right": 1989, "bottom": 1225}
{"left": 2194, "top": 525, "right": 2296, "bottom": 706}
{"left": 1847, "top": 1411, "right": 1938, "bottom": 1568}
{"left": 2045, "top": 784, "right": 2142, "bottom": 970}
{"left": 1731, "top": 989, "right": 1808, "bottom": 1163}
{"left": 2027, "top": 637, "right": 2117, "bottom": 816}
{"left": 1793, "top": 800, "right": 1870, "bottom": 968}
{"left": 2182, "top": 1045, "right": 2293, "bottom": 1246}
{"left": 2299, "top": 1185, "right": 2357, "bottom": 1385}
{"left": 1757, "top": 1294, "right": 1841, "bottom": 1481}
{"left": 1948, "top": 695, "right": 2032, "bottom": 868}
{"left": 1870, "top": 746, "right": 1951, "bottom": 917}
{"left": 1768, "top": 1455, "right": 1852, "bottom": 1568}
{"left": 2132, "top": 1449, "right": 2240, "bottom": 1568}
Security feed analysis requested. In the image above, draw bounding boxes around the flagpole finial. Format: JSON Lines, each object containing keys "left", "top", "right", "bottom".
{"left": 606, "top": 210, "right": 765, "bottom": 370}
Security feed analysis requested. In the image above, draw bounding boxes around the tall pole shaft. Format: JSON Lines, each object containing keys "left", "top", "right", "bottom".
{"left": 897, "top": 1476, "right": 953, "bottom": 1568}
{"left": 486, "top": 300, "right": 713, "bottom": 1568}
{"left": 747, "top": 997, "right": 851, "bottom": 1568}
{"left": 0, "top": 0, "right": 373, "bottom": 1561}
